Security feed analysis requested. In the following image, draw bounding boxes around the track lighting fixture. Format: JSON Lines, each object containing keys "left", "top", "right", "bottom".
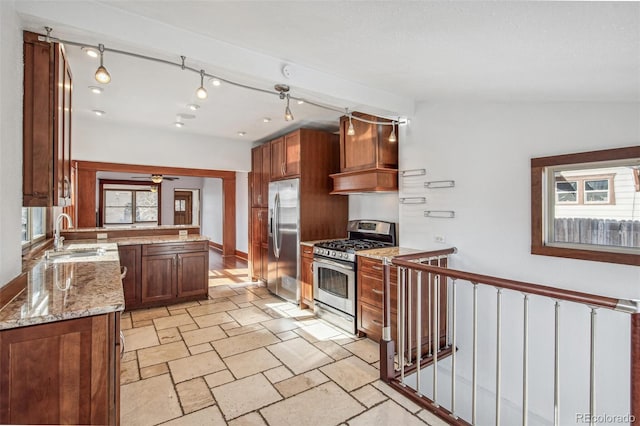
{"left": 187, "top": 104, "right": 200, "bottom": 111}
{"left": 196, "top": 69, "right": 208, "bottom": 100}
{"left": 94, "top": 44, "right": 111, "bottom": 84}
{"left": 284, "top": 94, "right": 294, "bottom": 121}
{"left": 174, "top": 121, "right": 185, "bottom": 128}
{"left": 388, "top": 121, "right": 397, "bottom": 143}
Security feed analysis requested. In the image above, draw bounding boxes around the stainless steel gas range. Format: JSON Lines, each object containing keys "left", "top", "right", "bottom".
{"left": 313, "top": 220, "right": 397, "bottom": 334}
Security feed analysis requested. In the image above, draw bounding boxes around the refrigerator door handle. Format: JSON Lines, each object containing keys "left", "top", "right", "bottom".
{"left": 273, "top": 192, "right": 281, "bottom": 259}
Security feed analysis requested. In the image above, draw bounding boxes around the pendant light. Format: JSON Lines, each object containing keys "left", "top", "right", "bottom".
{"left": 388, "top": 121, "right": 397, "bottom": 143}
{"left": 346, "top": 109, "right": 355, "bottom": 136}
{"left": 94, "top": 44, "right": 111, "bottom": 84}
{"left": 195, "top": 69, "right": 208, "bottom": 100}
{"left": 284, "top": 94, "right": 294, "bottom": 121}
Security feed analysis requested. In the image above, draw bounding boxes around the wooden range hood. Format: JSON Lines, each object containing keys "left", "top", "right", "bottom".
{"left": 330, "top": 112, "right": 399, "bottom": 194}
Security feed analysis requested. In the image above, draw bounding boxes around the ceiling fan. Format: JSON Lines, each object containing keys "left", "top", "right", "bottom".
{"left": 130, "top": 174, "right": 179, "bottom": 183}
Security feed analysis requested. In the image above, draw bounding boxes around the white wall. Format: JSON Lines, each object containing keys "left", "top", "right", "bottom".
{"left": 348, "top": 193, "right": 399, "bottom": 225}
{"left": 160, "top": 177, "right": 204, "bottom": 225}
{"left": 399, "top": 102, "right": 640, "bottom": 424}
{"left": 0, "top": 1, "right": 23, "bottom": 285}
{"left": 236, "top": 172, "right": 249, "bottom": 253}
{"left": 201, "top": 178, "right": 222, "bottom": 245}
{"left": 73, "top": 116, "right": 251, "bottom": 172}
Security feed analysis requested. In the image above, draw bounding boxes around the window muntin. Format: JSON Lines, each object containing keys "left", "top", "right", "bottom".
{"left": 556, "top": 180, "right": 578, "bottom": 203}
{"left": 584, "top": 179, "right": 609, "bottom": 203}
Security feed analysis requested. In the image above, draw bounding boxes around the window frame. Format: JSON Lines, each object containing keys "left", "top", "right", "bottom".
{"left": 98, "top": 179, "right": 162, "bottom": 226}
{"left": 21, "top": 207, "right": 47, "bottom": 247}
{"left": 554, "top": 173, "right": 615, "bottom": 206}
{"left": 531, "top": 146, "right": 640, "bottom": 266}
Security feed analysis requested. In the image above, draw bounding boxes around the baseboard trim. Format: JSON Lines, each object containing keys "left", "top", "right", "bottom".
{"left": 208, "top": 241, "right": 223, "bottom": 252}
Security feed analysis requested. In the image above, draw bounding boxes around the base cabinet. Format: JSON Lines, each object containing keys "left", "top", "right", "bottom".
{"left": 357, "top": 256, "right": 447, "bottom": 358}
{"left": 118, "top": 245, "right": 142, "bottom": 310}
{"left": 300, "top": 245, "right": 314, "bottom": 309}
{"left": 140, "top": 241, "right": 209, "bottom": 308}
{"left": 0, "top": 313, "right": 120, "bottom": 425}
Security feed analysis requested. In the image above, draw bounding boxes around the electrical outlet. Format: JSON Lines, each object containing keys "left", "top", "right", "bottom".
{"left": 434, "top": 235, "right": 446, "bottom": 243}
{"left": 178, "top": 230, "right": 188, "bottom": 236}
{"left": 97, "top": 233, "right": 108, "bottom": 239}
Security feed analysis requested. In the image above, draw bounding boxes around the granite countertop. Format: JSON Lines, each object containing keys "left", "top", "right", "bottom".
{"left": 102, "top": 234, "right": 209, "bottom": 246}
{"left": 0, "top": 246, "right": 124, "bottom": 330}
{"left": 356, "top": 246, "right": 424, "bottom": 261}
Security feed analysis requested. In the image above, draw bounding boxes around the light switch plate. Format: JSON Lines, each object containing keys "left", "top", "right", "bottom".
{"left": 97, "top": 233, "right": 108, "bottom": 239}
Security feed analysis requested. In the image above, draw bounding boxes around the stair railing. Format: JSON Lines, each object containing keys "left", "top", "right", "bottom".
{"left": 379, "top": 250, "right": 640, "bottom": 426}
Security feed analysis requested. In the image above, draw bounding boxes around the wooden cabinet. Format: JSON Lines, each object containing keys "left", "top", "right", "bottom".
{"left": 139, "top": 241, "right": 209, "bottom": 308}
{"left": 0, "top": 313, "right": 120, "bottom": 425}
{"left": 330, "top": 112, "right": 398, "bottom": 194}
{"left": 118, "top": 244, "right": 142, "bottom": 310}
{"left": 270, "top": 132, "right": 301, "bottom": 180}
{"left": 357, "top": 256, "right": 447, "bottom": 357}
{"left": 250, "top": 128, "right": 348, "bottom": 284}
{"left": 250, "top": 208, "right": 268, "bottom": 282}
{"left": 251, "top": 143, "right": 270, "bottom": 207}
{"left": 22, "top": 31, "right": 72, "bottom": 207}
{"left": 300, "top": 245, "right": 314, "bottom": 309}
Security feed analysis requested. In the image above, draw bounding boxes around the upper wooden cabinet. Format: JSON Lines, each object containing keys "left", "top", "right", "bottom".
{"left": 22, "top": 31, "right": 72, "bottom": 207}
{"left": 331, "top": 112, "right": 398, "bottom": 194}
{"left": 340, "top": 112, "right": 397, "bottom": 172}
{"left": 251, "top": 143, "right": 270, "bottom": 207}
{"left": 270, "top": 132, "right": 301, "bottom": 180}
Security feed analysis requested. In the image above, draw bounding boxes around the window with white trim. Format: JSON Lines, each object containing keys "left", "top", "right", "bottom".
{"left": 21, "top": 207, "right": 46, "bottom": 246}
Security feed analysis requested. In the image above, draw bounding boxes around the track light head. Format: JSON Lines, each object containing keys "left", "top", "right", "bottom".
{"left": 347, "top": 111, "right": 355, "bottom": 136}
{"left": 388, "top": 121, "right": 397, "bottom": 143}
{"left": 284, "top": 94, "right": 294, "bottom": 121}
{"left": 196, "top": 69, "right": 208, "bottom": 99}
{"left": 94, "top": 44, "right": 111, "bottom": 84}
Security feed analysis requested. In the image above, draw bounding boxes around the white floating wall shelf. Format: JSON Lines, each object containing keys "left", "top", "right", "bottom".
{"left": 399, "top": 197, "right": 427, "bottom": 204}
{"left": 424, "top": 210, "right": 456, "bottom": 218}
{"left": 424, "top": 180, "right": 455, "bottom": 189}
{"left": 401, "top": 169, "right": 426, "bottom": 177}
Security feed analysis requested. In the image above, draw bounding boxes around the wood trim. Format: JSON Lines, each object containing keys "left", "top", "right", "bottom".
{"left": 0, "top": 273, "right": 27, "bottom": 308}
{"left": 392, "top": 259, "right": 622, "bottom": 310}
{"left": 222, "top": 177, "right": 236, "bottom": 256}
{"left": 75, "top": 161, "right": 235, "bottom": 179}
{"left": 61, "top": 227, "right": 200, "bottom": 240}
{"left": 234, "top": 250, "right": 248, "bottom": 260}
{"left": 208, "top": 241, "right": 223, "bottom": 251}
{"left": 531, "top": 146, "right": 640, "bottom": 266}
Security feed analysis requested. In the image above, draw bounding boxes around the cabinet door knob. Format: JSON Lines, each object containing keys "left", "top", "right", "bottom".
{"left": 372, "top": 265, "right": 383, "bottom": 271}
{"left": 372, "top": 288, "right": 384, "bottom": 295}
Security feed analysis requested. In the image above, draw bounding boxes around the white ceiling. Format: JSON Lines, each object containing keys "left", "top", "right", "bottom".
{"left": 16, "top": 1, "right": 640, "bottom": 143}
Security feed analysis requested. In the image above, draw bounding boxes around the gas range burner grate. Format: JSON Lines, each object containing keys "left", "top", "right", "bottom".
{"left": 315, "top": 239, "right": 391, "bottom": 253}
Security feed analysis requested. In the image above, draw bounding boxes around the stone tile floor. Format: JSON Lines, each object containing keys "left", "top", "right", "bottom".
{"left": 120, "top": 282, "right": 448, "bottom": 425}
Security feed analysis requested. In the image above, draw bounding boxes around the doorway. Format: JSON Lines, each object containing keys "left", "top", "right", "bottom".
{"left": 174, "top": 189, "right": 200, "bottom": 225}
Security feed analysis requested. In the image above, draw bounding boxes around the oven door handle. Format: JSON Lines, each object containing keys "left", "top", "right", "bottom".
{"left": 313, "top": 258, "right": 355, "bottom": 271}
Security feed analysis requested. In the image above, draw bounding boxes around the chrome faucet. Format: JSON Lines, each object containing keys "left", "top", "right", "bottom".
{"left": 54, "top": 213, "right": 73, "bottom": 251}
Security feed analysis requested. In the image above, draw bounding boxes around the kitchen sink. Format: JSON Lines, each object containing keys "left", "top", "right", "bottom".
{"left": 44, "top": 246, "right": 118, "bottom": 263}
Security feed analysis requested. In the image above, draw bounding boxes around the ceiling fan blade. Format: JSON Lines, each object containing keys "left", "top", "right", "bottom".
{"left": 163, "top": 176, "right": 180, "bottom": 181}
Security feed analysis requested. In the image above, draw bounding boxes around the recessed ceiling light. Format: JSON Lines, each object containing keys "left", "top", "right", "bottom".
{"left": 187, "top": 104, "right": 200, "bottom": 111}
{"left": 81, "top": 46, "right": 99, "bottom": 58}
{"left": 297, "top": 100, "right": 304, "bottom": 105}
{"left": 89, "top": 86, "right": 103, "bottom": 94}
{"left": 237, "top": 131, "right": 246, "bottom": 136}
{"left": 263, "top": 117, "right": 271, "bottom": 123}
{"left": 177, "top": 113, "right": 196, "bottom": 120}
{"left": 210, "top": 78, "right": 221, "bottom": 87}
{"left": 174, "top": 121, "right": 185, "bottom": 128}
{"left": 92, "top": 109, "right": 105, "bottom": 116}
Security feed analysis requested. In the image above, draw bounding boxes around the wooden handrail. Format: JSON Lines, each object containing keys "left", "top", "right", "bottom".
{"left": 392, "top": 247, "right": 457, "bottom": 262}
{"left": 391, "top": 258, "right": 631, "bottom": 312}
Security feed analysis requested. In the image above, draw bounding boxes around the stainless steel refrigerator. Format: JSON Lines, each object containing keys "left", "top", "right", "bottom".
{"left": 267, "top": 178, "right": 300, "bottom": 303}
